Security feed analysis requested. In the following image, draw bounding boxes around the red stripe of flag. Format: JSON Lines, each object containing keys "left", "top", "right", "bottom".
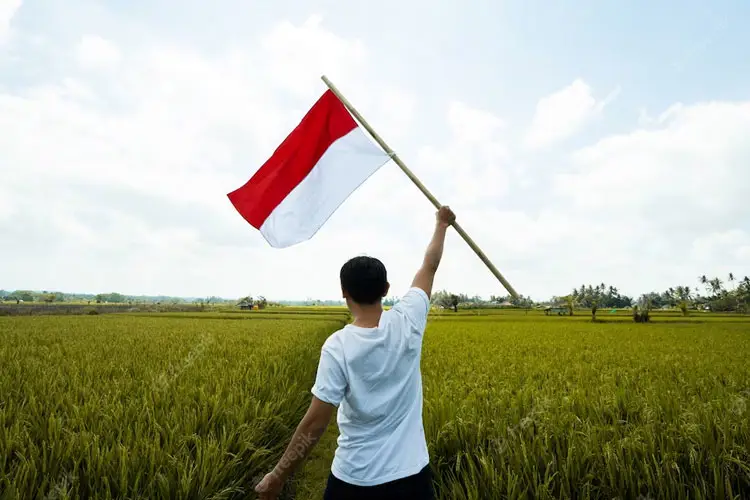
{"left": 227, "top": 90, "right": 357, "bottom": 229}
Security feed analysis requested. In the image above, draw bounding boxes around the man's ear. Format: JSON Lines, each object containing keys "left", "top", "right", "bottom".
{"left": 383, "top": 282, "right": 390, "bottom": 297}
{"left": 342, "top": 286, "right": 349, "bottom": 299}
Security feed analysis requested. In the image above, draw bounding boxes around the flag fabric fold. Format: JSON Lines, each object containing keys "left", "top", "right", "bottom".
{"left": 228, "top": 90, "right": 390, "bottom": 248}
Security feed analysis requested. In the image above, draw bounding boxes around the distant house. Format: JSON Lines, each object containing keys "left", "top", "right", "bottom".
{"left": 498, "top": 301, "right": 513, "bottom": 307}
{"left": 238, "top": 300, "right": 254, "bottom": 310}
{"left": 544, "top": 305, "right": 568, "bottom": 316}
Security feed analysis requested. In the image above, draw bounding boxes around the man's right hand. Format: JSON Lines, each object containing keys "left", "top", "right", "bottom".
{"left": 412, "top": 206, "right": 455, "bottom": 298}
{"left": 436, "top": 206, "right": 456, "bottom": 229}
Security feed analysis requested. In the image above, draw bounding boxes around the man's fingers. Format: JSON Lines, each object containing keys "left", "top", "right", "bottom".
{"left": 436, "top": 206, "right": 456, "bottom": 226}
{"left": 254, "top": 475, "right": 280, "bottom": 500}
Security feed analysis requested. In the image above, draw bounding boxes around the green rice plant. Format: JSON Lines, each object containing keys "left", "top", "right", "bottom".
{"left": 0, "top": 315, "right": 344, "bottom": 499}
{"left": 422, "top": 318, "right": 750, "bottom": 499}
{"left": 3, "top": 313, "right": 749, "bottom": 499}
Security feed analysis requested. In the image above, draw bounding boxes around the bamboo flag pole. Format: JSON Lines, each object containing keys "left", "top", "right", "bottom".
{"left": 321, "top": 75, "right": 519, "bottom": 299}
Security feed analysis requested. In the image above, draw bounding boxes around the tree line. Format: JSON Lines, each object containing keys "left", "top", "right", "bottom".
{"left": 429, "top": 290, "right": 534, "bottom": 312}
{"left": 0, "top": 290, "right": 233, "bottom": 305}
{"left": 0, "top": 290, "right": 67, "bottom": 304}
{"left": 236, "top": 295, "right": 269, "bottom": 309}
{"left": 558, "top": 274, "right": 749, "bottom": 321}
{"left": 430, "top": 273, "right": 750, "bottom": 319}
{"left": 4, "top": 273, "right": 747, "bottom": 316}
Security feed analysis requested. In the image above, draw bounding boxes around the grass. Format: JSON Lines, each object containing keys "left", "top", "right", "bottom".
{"left": 423, "top": 317, "right": 750, "bottom": 499}
{"left": 297, "top": 314, "right": 750, "bottom": 499}
{"left": 2, "top": 311, "right": 749, "bottom": 499}
{"left": 293, "top": 418, "right": 339, "bottom": 498}
{"left": 0, "top": 315, "right": 344, "bottom": 499}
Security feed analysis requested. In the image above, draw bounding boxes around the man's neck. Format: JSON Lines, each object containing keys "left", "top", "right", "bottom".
{"left": 350, "top": 303, "right": 383, "bottom": 328}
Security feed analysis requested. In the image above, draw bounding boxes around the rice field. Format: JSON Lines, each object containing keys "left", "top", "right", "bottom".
{"left": 421, "top": 316, "right": 750, "bottom": 499}
{"left": 0, "top": 314, "right": 346, "bottom": 499}
{"left": 1, "top": 311, "right": 749, "bottom": 499}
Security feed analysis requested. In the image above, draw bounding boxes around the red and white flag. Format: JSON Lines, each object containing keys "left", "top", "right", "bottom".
{"left": 228, "top": 90, "right": 390, "bottom": 247}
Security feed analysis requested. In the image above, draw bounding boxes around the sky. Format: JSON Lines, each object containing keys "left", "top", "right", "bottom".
{"left": 1, "top": 0, "right": 749, "bottom": 302}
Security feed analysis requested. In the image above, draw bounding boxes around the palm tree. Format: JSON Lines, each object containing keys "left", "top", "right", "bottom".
{"left": 738, "top": 278, "right": 750, "bottom": 314}
{"left": 564, "top": 295, "right": 576, "bottom": 316}
{"left": 675, "top": 286, "right": 691, "bottom": 316}
{"left": 591, "top": 295, "right": 600, "bottom": 321}
{"left": 709, "top": 277, "right": 724, "bottom": 297}
{"left": 699, "top": 275, "right": 711, "bottom": 295}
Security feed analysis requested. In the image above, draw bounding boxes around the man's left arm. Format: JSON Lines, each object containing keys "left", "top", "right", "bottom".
{"left": 255, "top": 397, "right": 336, "bottom": 498}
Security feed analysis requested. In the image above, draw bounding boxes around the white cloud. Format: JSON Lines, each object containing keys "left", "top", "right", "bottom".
{"left": 76, "top": 34, "right": 121, "bottom": 69}
{"left": 524, "top": 79, "right": 617, "bottom": 149}
{"left": 557, "top": 101, "right": 750, "bottom": 220}
{"left": 375, "top": 86, "right": 415, "bottom": 141}
{"left": 1, "top": 4, "right": 747, "bottom": 303}
{"left": 0, "top": 13, "right": 429, "bottom": 299}
{"left": 421, "top": 99, "right": 750, "bottom": 301}
{"left": 547, "top": 100, "right": 750, "bottom": 294}
{"left": 416, "top": 101, "right": 511, "bottom": 208}
{"left": 260, "top": 15, "right": 366, "bottom": 100}
{"left": 691, "top": 230, "right": 750, "bottom": 265}
{"left": 0, "top": 0, "right": 22, "bottom": 43}
{"left": 447, "top": 101, "right": 505, "bottom": 144}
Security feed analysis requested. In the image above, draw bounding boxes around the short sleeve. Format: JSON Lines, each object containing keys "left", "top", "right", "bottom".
{"left": 392, "top": 287, "right": 430, "bottom": 333}
{"left": 311, "top": 344, "right": 347, "bottom": 407}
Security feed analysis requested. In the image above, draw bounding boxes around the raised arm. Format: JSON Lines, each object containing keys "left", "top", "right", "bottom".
{"left": 411, "top": 206, "right": 456, "bottom": 299}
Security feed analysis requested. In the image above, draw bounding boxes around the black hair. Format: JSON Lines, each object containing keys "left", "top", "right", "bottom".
{"left": 340, "top": 256, "right": 388, "bottom": 305}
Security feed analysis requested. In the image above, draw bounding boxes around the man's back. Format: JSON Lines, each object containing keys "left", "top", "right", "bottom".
{"left": 254, "top": 207, "right": 455, "bottom": 500}
{"left": 312, "top": 287, "right": 430, "bottom": 486}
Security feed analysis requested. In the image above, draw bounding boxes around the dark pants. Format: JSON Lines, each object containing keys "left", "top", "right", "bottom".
{"left": 323, "top": 465, "right": 435, "bottom": 500}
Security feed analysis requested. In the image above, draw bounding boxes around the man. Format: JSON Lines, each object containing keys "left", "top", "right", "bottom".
{"left": 255, "top": 206, "right": 456, "bottom": 499}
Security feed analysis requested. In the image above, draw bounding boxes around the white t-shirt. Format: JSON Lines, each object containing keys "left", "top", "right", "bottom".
{"left": 311, "top": 287, "right": 430, "bottom": 487}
